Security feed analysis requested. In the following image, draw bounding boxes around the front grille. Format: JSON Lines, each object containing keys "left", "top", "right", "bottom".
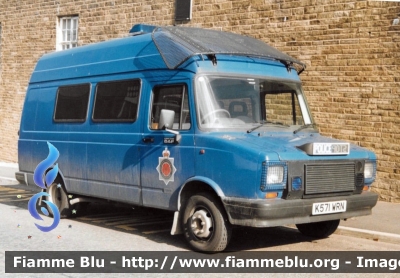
{"left": 305, "top": 163, "right": 355, "bottom": 194}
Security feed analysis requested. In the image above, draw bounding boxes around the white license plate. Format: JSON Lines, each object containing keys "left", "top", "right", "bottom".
{"left": 312, "top": 143, "right": 349, "bottom": 155}
{"left": 312, "top": 200, "right": 347, "bottom": 215}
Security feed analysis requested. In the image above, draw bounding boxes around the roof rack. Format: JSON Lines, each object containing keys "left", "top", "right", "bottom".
{"left": 129, "top": 24, "right": 306, "bottom": 73}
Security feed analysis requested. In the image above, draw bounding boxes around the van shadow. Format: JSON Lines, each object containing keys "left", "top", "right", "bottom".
{"left": 73, "top": 202, "right": 315, "bottom": 252}
{"left": 0, "top": 184, "right": 315, "bottom": 252}
{"left": 227, "top": 226, "right": 312, "bottom": 252}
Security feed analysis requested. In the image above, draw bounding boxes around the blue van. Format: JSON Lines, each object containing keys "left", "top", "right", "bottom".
{"left": 16, "top": 24, "right": 378, "bottom": 252}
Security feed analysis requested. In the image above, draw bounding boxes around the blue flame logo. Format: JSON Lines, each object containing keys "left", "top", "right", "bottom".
{"left": 28, "top": 142, "right": 61, "bottom": 232}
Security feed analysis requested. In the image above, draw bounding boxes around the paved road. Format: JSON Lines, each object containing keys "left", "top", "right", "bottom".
{"left": 0, "top": 184, "right": 399, "bottom": 278}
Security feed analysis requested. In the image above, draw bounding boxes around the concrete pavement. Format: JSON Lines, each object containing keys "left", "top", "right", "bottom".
{"left": 1, "top": 162, "right": 399, "bottom": 245}
{"left": 335, "top": 200, "right": 400, "bottom": 245}
{"left": 0, "top": 162, "right": 19, "bottom": 183}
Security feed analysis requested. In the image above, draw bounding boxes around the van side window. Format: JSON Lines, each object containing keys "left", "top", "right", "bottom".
{"left": 54, "top": 84, "right": 90, "bottom": 122}
{"left": 93, "top": 79, "right": 141, "bottom": 122}
{"left": 150, "top": 85, "right": 191, "bottom": 130}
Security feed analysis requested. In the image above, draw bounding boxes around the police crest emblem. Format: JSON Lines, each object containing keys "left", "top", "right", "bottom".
{"left": 156, "top": 148, "right": 177, "bottom": 185}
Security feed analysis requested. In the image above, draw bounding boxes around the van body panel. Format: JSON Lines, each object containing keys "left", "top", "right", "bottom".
{"left": 189, "top": 57, "right": 301, "bottom": 82}
{"left": 194, "top": 133, "right": 265, "bottom": 199}
{"left": 30, "top": 34, "right": 166, "bottom": 84}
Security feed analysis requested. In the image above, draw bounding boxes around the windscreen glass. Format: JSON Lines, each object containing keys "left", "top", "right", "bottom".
{"left": 195, "top": 76, "right": 312, "bottom": 131}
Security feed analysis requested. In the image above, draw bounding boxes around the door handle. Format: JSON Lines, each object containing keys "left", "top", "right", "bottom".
{"left": 142, "top": 137, "right": 154, "bottom": 143}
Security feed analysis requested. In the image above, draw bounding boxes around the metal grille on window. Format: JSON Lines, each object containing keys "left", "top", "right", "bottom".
{"left": 60, "top": 17, "right": 78, "bottom": 50}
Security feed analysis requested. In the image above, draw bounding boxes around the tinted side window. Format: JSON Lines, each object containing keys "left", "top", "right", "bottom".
{"left": 54, "top": 84, "right": 90, "bottom": 122}
{"left": 93, "top": 79, "right": 141, "bottom": 122}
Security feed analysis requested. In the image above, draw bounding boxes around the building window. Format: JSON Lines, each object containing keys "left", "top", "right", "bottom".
{"left": 175, "top": 0, "right": 192, "bottom": 21}
{"left": 57, "top": 16, "right": 78, "bottom": 51}
{"left": 0, "top": 23, "right": 2, "bottom": 75}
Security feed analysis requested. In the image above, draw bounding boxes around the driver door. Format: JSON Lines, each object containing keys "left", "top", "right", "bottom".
{"left": 140, "top": 83, "right": 195, "bottom": 210}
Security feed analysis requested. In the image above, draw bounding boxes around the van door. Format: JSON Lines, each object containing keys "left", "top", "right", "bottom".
{"left": 85, "top": 79, "right": 142, "bottom": 204}
{"left": 140, "top": 83, "right": 195, "bottom": 210}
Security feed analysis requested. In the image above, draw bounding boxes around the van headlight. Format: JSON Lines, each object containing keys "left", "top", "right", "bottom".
{"left": 260, "top": 162, "right": 287, "bottom": 191}
{"left": 364, "top": 160, "right": 376, "bottom": 184}
{"left": 267, "top": 165, "right": 284, "bottom": 184}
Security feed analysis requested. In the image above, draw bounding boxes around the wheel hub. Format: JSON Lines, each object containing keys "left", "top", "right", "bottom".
{"left": 190, "top": 209, "right": 212, "bottom": 238}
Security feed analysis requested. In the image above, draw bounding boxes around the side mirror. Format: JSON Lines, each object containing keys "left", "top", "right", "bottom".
{"left": 158, "top": 109, "right": 175, "bottom": 129}
{"left": 158, "top": 109, "right": 181, "bottom": 144}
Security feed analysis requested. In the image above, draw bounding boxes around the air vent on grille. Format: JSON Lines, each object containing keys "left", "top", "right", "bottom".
{"left": 356, "top": 173, "right": 364, "bottom": 187}
{"left": 305, "top": 163, "right": 355, "bottom": 194}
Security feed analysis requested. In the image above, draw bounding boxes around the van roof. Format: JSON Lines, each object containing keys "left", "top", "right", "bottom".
{"left": 30, "top": 32, "right": 165, "bottom": 84}
{"left": 134, "top": 24, "right": 305, "bottom": 72}
{"left": 30, "top": 24, "right": 305, "bottom": 84}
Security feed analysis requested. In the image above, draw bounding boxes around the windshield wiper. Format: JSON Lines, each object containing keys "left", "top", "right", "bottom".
{"left": 247, "top": 121, "right": 288, "bottom": 133}
{"left": 247, "top": 123, "right": 264, "bottom": 133}
{"left": 293, "top": 123, "right": 317, "bottom": 134}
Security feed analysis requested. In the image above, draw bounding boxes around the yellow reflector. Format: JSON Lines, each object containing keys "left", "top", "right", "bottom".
{"left": 265, "top": 192, "right": 278, "bottom": 199}
{"left": 363, "top": 185, "right": 369, "bottom": 191}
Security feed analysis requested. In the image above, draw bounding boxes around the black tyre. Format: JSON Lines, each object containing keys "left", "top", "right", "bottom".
{"left": 182, "top": 192, "right": 232, "bottom": 253}
{"left": 296, "top": 219, "right": 340, "bottom": 238}
{"left": 46, "top": 182, "right": 73, "bottom": 218}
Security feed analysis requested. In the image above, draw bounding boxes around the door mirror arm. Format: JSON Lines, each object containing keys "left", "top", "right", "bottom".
{"left": 165, "top": 128, "right": 181, "bottom": 144}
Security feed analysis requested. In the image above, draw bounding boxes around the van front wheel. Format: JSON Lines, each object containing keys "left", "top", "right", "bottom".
{"left": 182, "top": 192, "right": 232, "bottom": 253}
{"left": 46, "top": 183, "right": 72, "bottom": 218}
{"left": 296, "top": 219, "right": 340, "bottom": 238}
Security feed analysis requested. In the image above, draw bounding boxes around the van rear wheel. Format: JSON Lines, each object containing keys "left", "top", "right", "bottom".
{"left": 46, "top": 182, "right": 73, "bottom": 218}
{"left": 182, "top": 192, "right": 232, "bottom": 253}
{"left": 296, "top": 219, "right": 340, "bottom": 238}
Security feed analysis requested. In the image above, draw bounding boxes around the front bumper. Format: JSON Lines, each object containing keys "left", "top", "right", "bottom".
{"left": 222, "top": 191, "right": 378, "bottom": 227}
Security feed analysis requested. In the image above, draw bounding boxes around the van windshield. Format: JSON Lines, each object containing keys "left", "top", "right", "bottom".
{"left": 195, "top": 75, "right": 313, "bottom": 131}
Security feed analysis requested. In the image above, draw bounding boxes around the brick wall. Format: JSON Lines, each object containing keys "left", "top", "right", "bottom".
{"left": 0, "top": 0, "right": 399, "bottom": 201}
